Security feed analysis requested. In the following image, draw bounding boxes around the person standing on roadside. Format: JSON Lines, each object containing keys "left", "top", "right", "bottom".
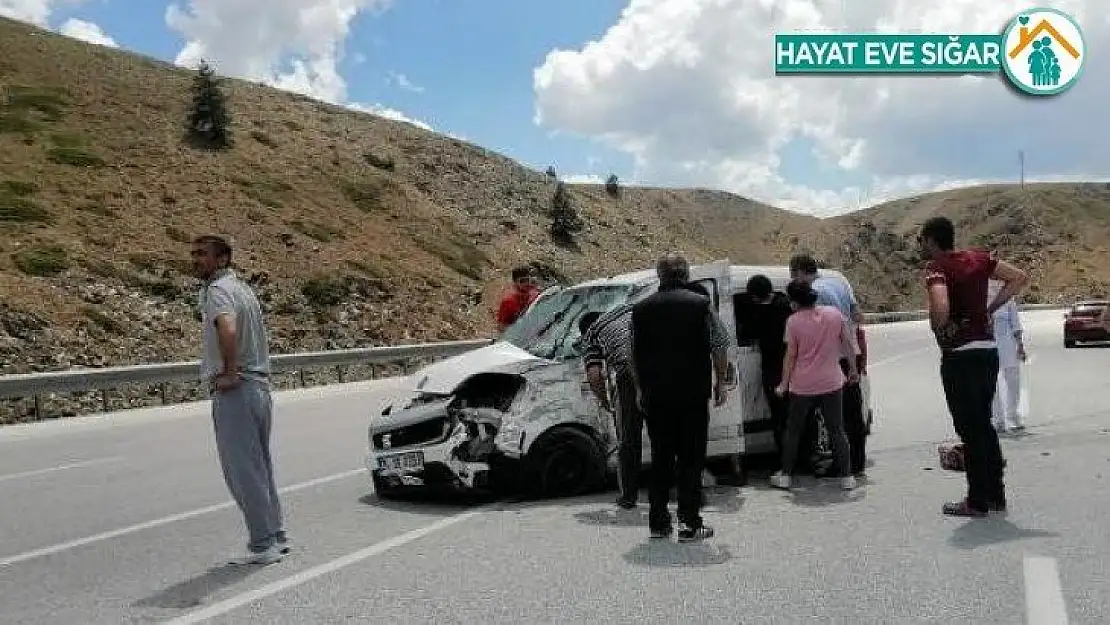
{"left": 629, "top": 253, "right": 731, "bottom": 542}
{"left": 579, "top": 306, "right": 644, "bottom": 509}
{"left": 918, "top": 216, "right": 1029, "bottom": 517}
{"left": 191, "top": 235, "right": 287, "bottom": 564}
{"left": 789, "top": 254, "right": 869, "bottom": 477}
{"left": 988, "top": 279, "right": 1027, "bottom": 436}
{"left": 496, "top": 266, "right": 540, "bottom": 332}
{"left": 770, "top": 279, "right": 858, "bottom": 492}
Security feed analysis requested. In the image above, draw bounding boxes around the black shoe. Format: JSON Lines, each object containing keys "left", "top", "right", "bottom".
{"left": 650, "top": 525, "right": 673, "bottom": 539}
{"left": 616, "top": 497, "right": 637, "bottom": 509}
{"left": 942, "top": 499, "right": 988, "bottom": 518}
{"left": 677, "top": 524, "right": 714, "bottom": 542}
{"left": 987, "top": 498, "right": 1007, "bottom": 513}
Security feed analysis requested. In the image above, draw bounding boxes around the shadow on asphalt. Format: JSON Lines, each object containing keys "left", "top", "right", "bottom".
{"left": 947, "top": 517, "right": 1060, "bottom": 550}
{"left": 132, "top": 563, "right": 261, "bottom": 610}
{"left": 622, "top": 540, "right": 734, "bottom": 568}
{"left": 571, "top": 485, "right": 745, "bottom": 529}
{"left": 358, "top": 492, "right": 493, "bottom": 516}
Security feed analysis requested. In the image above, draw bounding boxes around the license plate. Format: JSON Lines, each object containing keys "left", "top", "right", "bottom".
{"left": 377, "top": 451, "right": 424, "bottom": 473}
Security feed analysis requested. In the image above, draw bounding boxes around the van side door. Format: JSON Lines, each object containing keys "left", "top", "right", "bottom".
{"left": 685, "top": 261, "right": 744, "bottom": 457}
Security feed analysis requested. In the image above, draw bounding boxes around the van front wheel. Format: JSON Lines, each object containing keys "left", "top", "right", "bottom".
{"left": 525, "top": 427, "right": 606, "bottom": 498}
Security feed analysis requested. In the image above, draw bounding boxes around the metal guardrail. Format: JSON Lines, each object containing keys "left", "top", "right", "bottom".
{"left": 0, "top": 339, "right": 494, "bottom": 400}
{"left": 0, "top": 303, "right": 1069, "bottom": 408}
{"left": 859, "top": 303, "right": 1066, "bottom": 324}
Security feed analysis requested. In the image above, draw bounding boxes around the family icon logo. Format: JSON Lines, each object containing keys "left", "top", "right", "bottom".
{"left": 774, "top": 7, "right": 1084, "bottom": 97}
{"left": 1000, "top": 7, "right": 1085, "bottom": 95}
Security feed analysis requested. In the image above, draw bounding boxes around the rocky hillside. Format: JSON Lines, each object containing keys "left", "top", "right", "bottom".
{"left": 1, "top": 17, "right": 1106, "bottom": 422}
{"left": 817, "top": 182, "right": 1110, "bottom": 311}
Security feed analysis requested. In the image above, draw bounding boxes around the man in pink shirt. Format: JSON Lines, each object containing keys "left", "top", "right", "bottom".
{"left": 770, "top": 279, "right": 860, "bottom": 491}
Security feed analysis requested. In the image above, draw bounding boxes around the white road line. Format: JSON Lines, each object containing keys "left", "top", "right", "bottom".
{"left": 162, "top": 504, "right": 495, "bottom": 625}
{"left": 0, "top": 468, "right": 365, "bottom": 569}
{"left": 1024, "top": 555, "right": 1069, "bottom": 625}
{"left": 0, "top": 456, "right": 124, "bottom": 483}
{"left": 869, "top": 346, "right": 934, "bottom": 368}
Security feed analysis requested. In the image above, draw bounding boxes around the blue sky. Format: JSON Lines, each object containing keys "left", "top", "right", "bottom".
{"left": 8, "top": 0, "right": 1108, "bottom": 215}
{"left": 37, "top": 0, "right": 637, "bottom": 183}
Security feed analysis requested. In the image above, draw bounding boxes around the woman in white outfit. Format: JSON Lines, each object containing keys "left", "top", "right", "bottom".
{"left": 988, "top": 279, "right": 1026, "bottom": 434}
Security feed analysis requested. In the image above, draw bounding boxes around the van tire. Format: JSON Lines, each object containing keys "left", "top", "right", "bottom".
{"left": 372, "top": 473, "right": 400, "bottom": 500}
{"left": 525, "top": 427, "right": 606, "bottom": 498}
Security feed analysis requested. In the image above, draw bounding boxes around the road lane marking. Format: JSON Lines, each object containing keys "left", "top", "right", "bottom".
{"left": 1024, "top": 555, "right": 1069, "bottom": 624}
{"left": 0, "top": 456, "right": 124, "bottom": 483}
{"left": 161, "top": 504, "right": 496, "bottom": 625}
{"left": 0, "top": 468, "right": 365, "bottom": 569}
{"left": 869, "top": 346, "right": 934, "bottom": 368}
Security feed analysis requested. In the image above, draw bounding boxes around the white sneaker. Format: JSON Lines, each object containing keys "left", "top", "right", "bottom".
{"left": 841, "top": 476, "right": 857, "bottom": 491}
{"left": 230, "top": 545, "right": 283, "bottom": 565}
{"left": 769, "top": 472, "right": 791, "bottom": 490}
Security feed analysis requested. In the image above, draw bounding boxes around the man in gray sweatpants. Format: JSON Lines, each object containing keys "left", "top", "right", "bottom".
{"left": 191, "top": 235, "right": 287, "bottom": 565}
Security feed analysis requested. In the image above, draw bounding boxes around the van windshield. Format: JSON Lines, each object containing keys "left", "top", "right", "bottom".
{"left": 501, "top": 284, "right": 637, "bottom": 360}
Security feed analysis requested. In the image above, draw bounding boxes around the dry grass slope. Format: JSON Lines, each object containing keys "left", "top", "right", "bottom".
{"left": 1, "top": 16, "right": 1107, "bottom": 421}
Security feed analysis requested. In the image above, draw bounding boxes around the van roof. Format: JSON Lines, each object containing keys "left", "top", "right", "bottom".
{"left": 568, "top": 261, "right": 849, "bottom": 290}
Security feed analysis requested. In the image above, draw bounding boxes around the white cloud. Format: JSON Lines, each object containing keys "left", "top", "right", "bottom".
{"left": 346, "top": 102, "right": 432, "bottom": 131}
{"left": 563, "top": 174, "right": 605, "bottom": 184}
{"left": 59, "top": 17, "right": 116, "bottom": 47}
{"left": 0, "top": 0, "right": 55, "bottom": 25}
{"left": 387, "top": 71, "right": 424, "bottom": 93}
{"left": 165, "top": 0, "right": 432, "bottom": 130}
{"left": 534, "top": 0, "right": 1108, "bottom": 216}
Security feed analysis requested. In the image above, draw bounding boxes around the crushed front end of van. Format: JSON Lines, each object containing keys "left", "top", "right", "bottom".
{"left": 366, "top": 342, "right": 614, "bottom": 499}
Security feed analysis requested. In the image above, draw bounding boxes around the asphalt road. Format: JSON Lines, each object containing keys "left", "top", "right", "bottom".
{"left": 0, "top": 309, "right": 1107, "bottom": 624}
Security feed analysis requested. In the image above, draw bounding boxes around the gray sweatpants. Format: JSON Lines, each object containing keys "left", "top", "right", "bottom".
{"left": 211, "top": 378, "right": 283, "bottom": 553}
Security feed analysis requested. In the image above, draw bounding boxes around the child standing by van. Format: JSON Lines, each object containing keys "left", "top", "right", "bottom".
{"left": 770, "top": 279, "right": 859, "bottom": 491}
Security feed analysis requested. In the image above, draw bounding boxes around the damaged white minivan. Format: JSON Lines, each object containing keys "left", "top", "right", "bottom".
{"left": 366, "top": 259, "right": 873, "bottom": 499}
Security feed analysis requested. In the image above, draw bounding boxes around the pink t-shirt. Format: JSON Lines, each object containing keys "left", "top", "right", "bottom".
{"left": 784, "top": 305, "right": 847, "bottom": 396}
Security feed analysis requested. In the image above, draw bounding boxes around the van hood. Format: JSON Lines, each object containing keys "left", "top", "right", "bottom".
{"left": 410, "top": 341, "right": 545, "bottom": 394}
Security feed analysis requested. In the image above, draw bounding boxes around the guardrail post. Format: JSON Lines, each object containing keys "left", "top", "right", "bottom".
{"left": 298, "top": 370, "right": 306, "bottom": 387}
{"left": 160, "top": 384, "right": 167, "bottom": 405}
{"left": 102, "top": 389, "right": 109, "bottom": 412}
{"left": 336, "top": 366, "right": 344, "bottom": 383}
{"left": 33, "top": 394, "right": 42, "bottom": 420}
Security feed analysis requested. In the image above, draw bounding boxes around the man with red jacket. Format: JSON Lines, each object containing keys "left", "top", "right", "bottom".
{"left": 919, "top": 216, "right": 1028, "bottom": 517}
{"left": 496, "top": 266, "right": 540, "bottom": 332}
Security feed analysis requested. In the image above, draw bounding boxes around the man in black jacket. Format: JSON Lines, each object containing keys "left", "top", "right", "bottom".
{"left": 630, "top": 253, "right": 731, "bottom": 542}
{"left": 741, "top": 274, "right": 793, "bottom": 459}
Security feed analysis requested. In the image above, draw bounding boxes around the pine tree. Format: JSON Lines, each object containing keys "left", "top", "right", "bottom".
{"left": 186, "top": 60, "right": 232, "bottom": 149}
{"left": 549, "top": 181, "right": 584, "bottom": 246}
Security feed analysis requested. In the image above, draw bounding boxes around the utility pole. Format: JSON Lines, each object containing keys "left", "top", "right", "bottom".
{"left": 1019, "top": 150, "right": 1025, "bottom": 189}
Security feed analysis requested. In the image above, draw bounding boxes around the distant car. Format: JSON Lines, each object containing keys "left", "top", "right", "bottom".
{"left": 1063, "top": 300, "right": 1109, "bottom": 348}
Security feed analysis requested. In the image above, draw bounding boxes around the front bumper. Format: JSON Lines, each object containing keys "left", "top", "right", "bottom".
{"left": 367, "top": 423, "right": 510, "bottom": 494}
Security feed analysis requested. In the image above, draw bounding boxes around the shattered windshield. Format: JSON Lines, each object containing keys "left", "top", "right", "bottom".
{"left": 500, "top": 284, "right": 637, "bottom": 360}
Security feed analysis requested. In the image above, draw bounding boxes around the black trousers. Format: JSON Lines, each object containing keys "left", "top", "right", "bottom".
{"left": 761, "top": 377, "right": 787, "bottom": 457}
{"left": 940, "top": 348, "right": 1005, "bottom": 509}
{"left": 643, "top": 394, "right": 710, "bottom": 530}
{"left": 838, "top": 359, "right": 868, "bottom": 475}
{"left": 613, "top": 371, "right": 645, "bottom": 503}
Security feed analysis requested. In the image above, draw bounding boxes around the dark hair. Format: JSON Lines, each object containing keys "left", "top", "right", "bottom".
{"left": 656, "top": 253, "right": 690, "bottom": 289}
{"left": 193, "top": 235, "right": 232, "bottom": 263}
{"left": 578, "top": 311, "right": 602, "bottom": 335}
{"left": 511, "top": 266, "right": 531, "bottom": 281}
{"left": 921, "top": 216, "right": 955, "bottom": 250}
{"left": 789, "top": 254, "right": 818, "bottom": 275}
{"left": 746, "top": 274, "right": 773, "bottom": 299}
{"left": 786, "top": 278, "right": 818, "bottom": 308}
